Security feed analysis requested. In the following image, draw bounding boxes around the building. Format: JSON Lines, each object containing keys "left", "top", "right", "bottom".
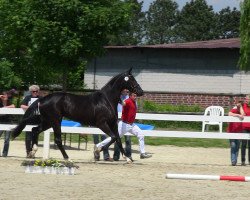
{"left": 85, "top": 38, "right": 248, "bottom": 108}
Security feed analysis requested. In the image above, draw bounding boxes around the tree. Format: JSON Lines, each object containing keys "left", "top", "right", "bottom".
{"left": 177, "top": 0, "right": 216, "bottom": 42}
{"left": 108, "top": 0, "right": 145, "bottom": 45}
{"left": 215, "top": 7, "right": 240, "bottom": 39}
{"left": 0, "top": 60, "right": 21, "bottom": 91}
{"left": 145, "top": 0, "right": 179, "bottom": 44}
{"left": 0, "top": 0, "right": 134, "bottom": 90}
{"left": 239, "top": 0, "right": 250, "bottom": 71}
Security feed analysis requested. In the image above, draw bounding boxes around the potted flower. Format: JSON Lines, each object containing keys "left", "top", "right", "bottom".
{"left": 21, "top": 159, "right": 79, "bottom": 175}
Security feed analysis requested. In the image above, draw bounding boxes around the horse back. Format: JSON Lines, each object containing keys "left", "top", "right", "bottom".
{"left": 39, "top": 92, "right": 117, "bottom": 125}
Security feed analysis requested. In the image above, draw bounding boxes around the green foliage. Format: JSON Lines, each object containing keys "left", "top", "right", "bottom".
{"left": 143, "top": 100, "right": 203, "bottom": 113}
{"left": 239, "top": 0, "right": 250, "bottom": 71}
{"left": 21, "top": 159, "right": 79, "bottom": 168}
{"left": 0, "top": 0, "right": 134, "bottom": 89}
{"left": 143, "top": 0, "right": 240, "bottom": 44}
{"left": 140, "top": 120, "right": 201, "bottom": 130}
{"left": 176, "top": 0, "right": 217, "bottom": 42}
{"left": 215, "top": 7, "right": 240, "bottom": 39}
{"left": 0, "top": 60, "right": 22, "bottom": 90}
{"left": 67, "top": 61, "right": 86, "bottom": 90}
{"left": 108, "top": 0, "right": 145, "bottom": 45}
{"left": 145, "top": 0, "right": 179, "bottom": 44}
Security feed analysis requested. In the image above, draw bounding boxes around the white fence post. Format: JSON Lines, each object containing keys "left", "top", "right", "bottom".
{"left": 43, "top": 130, "right": 51, "bottom": 159}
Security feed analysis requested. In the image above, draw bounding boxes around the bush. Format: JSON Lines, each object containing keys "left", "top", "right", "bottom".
{"left": 141, "top": 101, "right": 203, "bottom": 130}
{"left": 142, "top": 101, "right": 203, "bottom": 113}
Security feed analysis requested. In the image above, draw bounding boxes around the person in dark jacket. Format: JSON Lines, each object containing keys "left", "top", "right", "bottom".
{"left": 20, "top": 85, "right": 41, "bottom": 158}
{"left": 0, "top": 91, "right": 15, "bottom": 157}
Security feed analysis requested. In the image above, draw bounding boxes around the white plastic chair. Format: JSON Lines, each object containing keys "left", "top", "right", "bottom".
{"left": 202, "top": 106, "right": 224, "bottom": 133}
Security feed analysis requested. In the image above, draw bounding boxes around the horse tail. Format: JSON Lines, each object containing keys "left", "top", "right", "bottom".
{"left": 11, "top": 99, "right": 40, "bottom": 139}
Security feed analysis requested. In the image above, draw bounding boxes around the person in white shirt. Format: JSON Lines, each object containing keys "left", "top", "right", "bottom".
{"left": 113, "top": 89, "right": 132, "bottom": 161}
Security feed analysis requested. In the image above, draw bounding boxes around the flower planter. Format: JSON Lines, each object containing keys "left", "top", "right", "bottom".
{"left": 24, "top": 166, "right": 75, "bottom": 175}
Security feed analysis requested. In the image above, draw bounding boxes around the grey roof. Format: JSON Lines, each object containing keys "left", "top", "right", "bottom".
{"left": 105, "top": 38, "right": 240, "bottom": 49}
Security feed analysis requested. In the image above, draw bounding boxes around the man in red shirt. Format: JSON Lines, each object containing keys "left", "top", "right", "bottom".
{"left": 227, "top": 102, "right": 244, "bottom": 166}
{"left": 240, "top": 95, "right": 250, "bottom": 165}
{"left": 94, "top": 92, "right": 152, "bottom": 162}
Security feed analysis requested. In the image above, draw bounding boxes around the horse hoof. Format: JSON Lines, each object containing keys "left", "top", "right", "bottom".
{"left": 30, "top": 151, "right": 36, "bottom": 158}
{"left": 33, "top": 144, "right": 38, "bottom": 151}
{"left": 27, "top": 151, "right": 35, "bottom": 158}
{"left": 29, "top": 145, "right": 38, "bottom": 158}
{"left": 93, "top": 145, "right": 101, "bottom": 160}
{"left": 126, "top": 157, "right": 133, "bottom": 164}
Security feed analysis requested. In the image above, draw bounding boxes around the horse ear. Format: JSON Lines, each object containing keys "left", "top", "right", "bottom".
{"left": 128, "top": 67, "right": 133, "bottom": 75}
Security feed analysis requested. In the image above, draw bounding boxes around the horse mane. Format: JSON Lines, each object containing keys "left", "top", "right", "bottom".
{"left": 101, "top": 71, "right": 126, "bottom": 90}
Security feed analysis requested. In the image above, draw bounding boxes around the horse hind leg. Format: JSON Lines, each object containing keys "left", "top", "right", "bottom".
{"left": 28, "top": 122, "right": 51, "bottom": 158}
{"left": 52, "top": 124, "right": 69, "bottom": 160}
{"left": 28, "top": 128, "right": 39, "bottom": 158}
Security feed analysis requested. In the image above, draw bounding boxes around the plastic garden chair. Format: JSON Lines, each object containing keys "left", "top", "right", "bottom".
{"left": 202, "top": 106, "right": 224, "bottom": 133}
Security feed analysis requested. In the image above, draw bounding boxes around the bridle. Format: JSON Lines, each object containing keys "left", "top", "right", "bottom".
{"left": 112, "top": 72, "right": 142, "bottom": 94}
{"left": 125, "top": 75, "right": 141, "bottom": 94}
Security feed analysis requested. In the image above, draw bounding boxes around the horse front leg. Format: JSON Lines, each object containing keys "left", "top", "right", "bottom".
{"left": 113, "top": 135, "right": 133, "bottom": 164}
{"left": 97, "top": 123, "right": 132, "bottom": 163}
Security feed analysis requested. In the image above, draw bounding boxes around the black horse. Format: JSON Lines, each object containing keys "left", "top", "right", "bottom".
{"left": 12, "top": 68, "right": 143, "bottom": 162}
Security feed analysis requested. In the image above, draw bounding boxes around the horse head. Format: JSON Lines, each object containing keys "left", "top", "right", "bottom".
{"left": 121, "top": 68, "right": 143, "bottom": 96}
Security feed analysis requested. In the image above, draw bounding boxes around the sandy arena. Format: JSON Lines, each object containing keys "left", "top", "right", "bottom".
{"left": 0, "top": 140, "right": 250, "bottom": 200}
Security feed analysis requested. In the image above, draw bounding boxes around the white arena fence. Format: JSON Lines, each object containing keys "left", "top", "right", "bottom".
{"left": 1, "top": 108, "right": 250, "bottom": 159}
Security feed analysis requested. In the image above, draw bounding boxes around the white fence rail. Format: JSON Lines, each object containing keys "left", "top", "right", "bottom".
{"left": 1, "top": 108, "right": 250, "bottom": 159}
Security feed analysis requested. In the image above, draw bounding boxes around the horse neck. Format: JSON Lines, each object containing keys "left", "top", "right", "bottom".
{"left": 101, "top": 84, "right": 122, "bottom": 107}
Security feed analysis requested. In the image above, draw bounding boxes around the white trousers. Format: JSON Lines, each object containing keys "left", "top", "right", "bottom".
{"left": 96, "top": 121, "right": 146, "bottom": 154}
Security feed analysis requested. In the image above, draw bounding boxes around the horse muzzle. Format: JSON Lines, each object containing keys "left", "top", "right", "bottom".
{"left": 134, "top": 88, "right": 144, "bottom": 96}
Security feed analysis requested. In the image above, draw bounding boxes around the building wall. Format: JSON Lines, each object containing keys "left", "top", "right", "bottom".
{"left": 85, "top": 48, "right": 249, "bottom": 109}
{"left": 142, "top": 92, "right": 245, "bottom": 109}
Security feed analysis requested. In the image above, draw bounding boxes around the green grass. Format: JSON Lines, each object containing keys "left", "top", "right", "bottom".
{"left": 128, "top": 134, "right": 229, "bottom": 148}
{"left": 144, "top": 137, "right": 229, "bottom": 148}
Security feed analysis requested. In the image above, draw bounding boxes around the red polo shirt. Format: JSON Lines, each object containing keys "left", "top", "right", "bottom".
{"left": 242, "top": 103, "right": 250, "bottom": 130}
{"left": 227, "top": 107, "right": 242, "bottom": 133}
{"left": 121, "top": 98, "right": 137, "bottom": 124}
